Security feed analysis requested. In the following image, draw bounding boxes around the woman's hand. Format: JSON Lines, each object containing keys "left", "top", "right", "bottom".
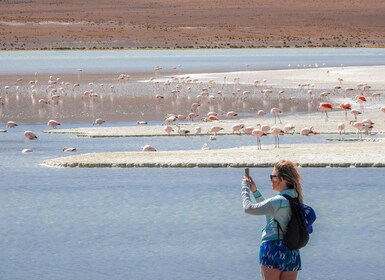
{"left": 243, "top": 176, "right": 257, "bottom": 193}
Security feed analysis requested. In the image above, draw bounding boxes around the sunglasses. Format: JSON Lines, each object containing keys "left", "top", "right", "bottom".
{"left": 270, "top": 175, "right": 278, "bottom": 180}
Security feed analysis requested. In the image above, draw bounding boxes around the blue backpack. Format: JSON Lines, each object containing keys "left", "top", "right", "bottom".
{"left": 275, "top": 194, "right": 316, "bottom": 250}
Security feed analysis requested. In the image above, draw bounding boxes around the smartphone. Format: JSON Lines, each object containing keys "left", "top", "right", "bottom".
{"left": 244, "top": 167, "right": 250, "bottom": 178}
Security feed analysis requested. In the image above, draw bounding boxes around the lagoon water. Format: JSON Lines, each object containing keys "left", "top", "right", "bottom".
{"left": 1, "top": 49, "right": 385, "bottom": 279}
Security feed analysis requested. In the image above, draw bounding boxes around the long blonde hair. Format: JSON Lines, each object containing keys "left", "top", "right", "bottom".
{"left": 274, "top": 160, "right": 304, "bottom": 203}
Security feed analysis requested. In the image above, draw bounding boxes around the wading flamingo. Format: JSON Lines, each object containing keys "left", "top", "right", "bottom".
{"left": 6, "top": 121, "right": 18, "bottom": 128}
{"left": 270, "top": 126, "right": 284, "bottom": 148}
{"left": 93, "top": 118, "right": 105, "bottom": 125}
{"left": 251, "top": 129, "right": 267, "bottom": 150}
{"left": 176, "top": 125, "right": 190, "bottom": 136}
{"left": 232, "top": 123, "right": 245, "bottom": 134}
{"left": 24, "top": 130, "right": 37, "bottom": 140}
{"left": 339, "top": 102, "right": 352, "bottom": 120}
{"left": 318, "top": 102, "right": 333, "bottom": 121}
{"left": 47, "top": 119, "right": 61, "bottom": 128}
{"left": 270, "top": 108, "right": 282, "bottom": 124}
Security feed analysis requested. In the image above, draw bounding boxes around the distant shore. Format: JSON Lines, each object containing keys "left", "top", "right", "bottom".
{"left": 1, "top": 0, "right": 385, "bottom": 50}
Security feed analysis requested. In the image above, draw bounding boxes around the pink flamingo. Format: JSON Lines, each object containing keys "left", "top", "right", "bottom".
{"left": 339, "top": 102, "right": 352, "bottom": 120}
{"left": 257, "top": 110, "right": 265, "bottom": 118}
{"left": 243, "top": 126, "right": 255, "bottom": 135}
{"left": 142, "top": 145, "right": 157, "bottom": 152}
{"left": 24, "top": 130, "right": 37, "bottom": 140}
{"left": 232, "top": 123, "right": 244, "bottom": 134}
{"left": 209, "top": 126, "right": 224, "bottom": 137}
{"left": 381, "top": 106, "right": 385, "bottom": 114}
{"left": 270, "top": 108, "right": 282, "bottom": 124}
{"left": 47, "top": 119, "right": 61, "bottom": 128}
{"left": 284, "top": 123, "right": 295, "bottom": 134}
{"left": 337, "top": 123, "right": 346, "bottom": 135}
{"left": 270, "top": 126, "right": 284, "bottom": 148}
{"left": 251, "top": 129, "right": 267, "bottom": 149}
{"left": 188, "top": 112, "right": 199, "bottom": 121}
{"left": 226, "top": 111, "right": 238, "bottom": 118}
{"left": 163, "top": 125, "right": 174, "bottom": 135}
{"left": 300, "top": 127, "right": 319, "bottom": 136}
{"left": 318, "top": 102, "right": 333, "bottom": 121}
{"left": 6, "top": 121, "right": 18, "bottom": 128}
{"left": 350, "top": 109, "right": 362, "bottom": 121}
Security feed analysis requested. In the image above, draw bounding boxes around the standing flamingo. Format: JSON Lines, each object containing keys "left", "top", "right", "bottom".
{"left": 350, "top": 109, "right": 362, "bottom": 121}
{"left": 339, "top": 102, "right": 352, "bottom": 120}
{"left": 337, "top": 123, "right": 346, "bottom": 135}
{"left": 6, "top": 121, "right": 18, "bottom": 128}
{"left": 47, "top": 119, "right": 61, "bottom": 128}
{"left": 176, "top": 125, "right": 190, "bottom": 136}
{"left": 209, "top": 126, "right": 224, "bottom": 137}
{"left": 318, "top": 102, "right": 333, "bottom": 121}
{"left": 163, "top": 125, "right": 174, "bottom": 135}
{"left": 284, "top": 123, "right": 295, "bottom": 134}
{"left": 232, "top": 123, "right": 245, "bottom": 135}
{"left": 251, "top": 129, "right": 267, "bottom": 150}
{"left": 270, "top": 126, "right": 284, "bottom": 148}
{"left": 270, "top": 108, "right": 282, "bottom": 124}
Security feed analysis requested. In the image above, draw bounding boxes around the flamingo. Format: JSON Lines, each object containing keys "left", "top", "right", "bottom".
{"left": 355, "top": 95, "right": 367, "bottom": 112}
{"left": 93, "top": 118, "right": 105, "bottom": 125}
{"left": 164, "top": 115, "right": 177, "bottom": 125}
{"left": 188, "top": 112, "right": 199, "bottom": 121}
{"left": 163, "top": 125, "right": 174, "bottom": 135}
{"left": 300, "top": 127, "right": 318, "bottom": 136}
{"left": 381, "top": 106, "right": 385, "bottom": 114}
{"left": 339, "top": 102, "right": 352, "bottom": 120}
{"left": 232, "top": 123, "right": 245, "bottom": 134}
{"left": 350, "top": 121, "right": 365, "bottom": 138}
{"left": 243, "top": 126, "right": 255, "bottom": 135}
{"left": 257, "top": 110, "right": 265, "bottom": 118}
{"left": 47, "top": 119, "right": 61, "bottom": 128}
{"left": 251, "top": 129, "right": 267, "bottom": 150}
{"left": 284, "top": 123, "right": 295, "bottom": 134}
{"left": 318, "top": 102, "right": 333, "bottom": 121}
{"left": 337, "top": 123, "right": 346, "bottom": 135}
{"left": 142, "top": 145, "right": 157, "bottom": 152}
{"left": 270, "top": 126, "right": 284, "bottom": 148}
{"left": 350, "top": 109, "right": 362, "bottom": 121}
{"left": 226, "top": 111, "right": 238, "bottom": 118}
{"left": 6, "top": 121, "right": 18, "bottom": 128}
{"left": 63, "top": 147, "right": 77, "bottom": 152}
{"left": 21, "top": 148, "right": 33, "bottom": 153}
{"left": 176, "top": 125, "right": 190, "bottom": 136}
{"left": 257, "top": 124, "right": 271, "bottom": 134}
{"left": 270, "top": 108, "right": 282, "bottom": 124}
{"left": 24, "top": 130, "right": 37, "bottom": 140}
{"left": 209, "top": 126, "right": 224, "bottom": 137}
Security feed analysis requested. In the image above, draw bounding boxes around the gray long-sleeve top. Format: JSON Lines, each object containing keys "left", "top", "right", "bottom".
{"left": 242, "top": 181, "right": 297, "bottom": 242}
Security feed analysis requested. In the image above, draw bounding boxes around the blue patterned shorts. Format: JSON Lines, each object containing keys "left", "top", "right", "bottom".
{"left": 259, "top": 240, "right": 301, "bottom": 271}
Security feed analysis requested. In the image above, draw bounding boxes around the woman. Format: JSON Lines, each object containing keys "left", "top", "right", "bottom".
{"left": 241, "top": 160, "right": 304, "bottom": 280}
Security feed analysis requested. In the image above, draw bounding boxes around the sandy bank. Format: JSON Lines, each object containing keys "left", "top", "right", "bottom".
{"left": 42, "top": 140, "right": 385, "bottom": 168}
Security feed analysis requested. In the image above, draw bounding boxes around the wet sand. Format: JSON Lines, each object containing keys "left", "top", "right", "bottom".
{"left": 1, "top": 0, "right": 385, "bottom": 50}
{"left": 40, "top": 66, "right": 385, "bottom": 168}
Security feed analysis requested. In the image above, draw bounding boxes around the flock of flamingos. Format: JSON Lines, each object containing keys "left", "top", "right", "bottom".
{"left": 1, "top": 68, "right": 385, "bottom": 153}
